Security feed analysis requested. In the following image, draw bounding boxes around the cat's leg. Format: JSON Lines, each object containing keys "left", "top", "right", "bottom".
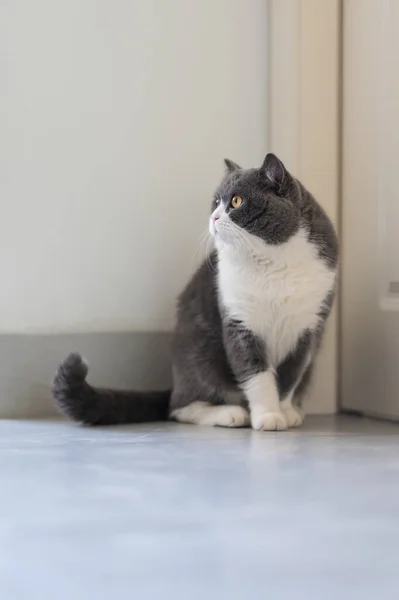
{"left": 223, "top": 319, "right": 286, "bottom": 431}
{"left": 169, "top": 365, "right": 249, "bottom": 428}
{"left": 280, "top": 395, "right": 304, "bottom": 428}
{"left": 286, "top": 363, "right": 314, "bottom": 425}
{"left": 170, "top": 400, "right": 250, "bottom": 428}
{"left": 276, "top": 332, "right": 314, "bottom": 428}
{"left": 294, "top": 363, "right": 313, "bottom": 407}
{"left": 242, "top": 370, "right": 287, "bottom": 431}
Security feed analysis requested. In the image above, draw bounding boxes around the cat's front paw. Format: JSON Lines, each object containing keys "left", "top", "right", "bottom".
{"left": 251, "top": 411, "right": 287, "bottom": 431}
{"left": 282, "top": 405, "right": 304, "bottom": 428}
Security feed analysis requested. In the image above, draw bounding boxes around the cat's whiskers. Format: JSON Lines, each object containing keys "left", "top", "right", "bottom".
{"left": 219, "top": 222, "right": 276, "bottom": 269}
{"left": 191, "top": 228, "right": 211, "bottom": 267}
{"left": 228, "top": 222, "right": 256, "bottom": 255}
{"left": 216, "top": 221, "right": 243, "bottom": 251}
{"left": 231, "top": 231, "right": 248, "bottom": 254}
{"left": 205, "top": 236, "right": 217, "bottom": 273}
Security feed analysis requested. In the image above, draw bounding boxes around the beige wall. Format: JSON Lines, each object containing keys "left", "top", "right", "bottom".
{"left": 2, "top": 0, "right": 268, "bottom": 334}
{"left": 2, "top": 0, "right": 341, "bottom": 417}
{"left": 270, "top": 0, "right": 341, "bottom": 414}
{"left": 341, "top": 0, "right": 399, "bottom": 419}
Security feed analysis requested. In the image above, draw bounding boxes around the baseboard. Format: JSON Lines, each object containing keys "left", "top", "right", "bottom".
{"left": 0, "top": 332, "right": 172, "bottom": 419}
{"left": 341, "top": 408, "right": 399, "bottom": 425}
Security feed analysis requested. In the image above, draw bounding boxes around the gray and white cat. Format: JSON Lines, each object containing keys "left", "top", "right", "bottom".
{"left": 53, "top": 153, "right": 338, "bottom": 430}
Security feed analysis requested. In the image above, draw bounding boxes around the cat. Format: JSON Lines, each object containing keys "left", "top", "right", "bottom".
{"left": 53, "top": 153, "right": 338, "bottom": 430}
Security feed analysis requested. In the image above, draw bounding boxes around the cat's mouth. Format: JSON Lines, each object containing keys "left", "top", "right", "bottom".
{"left": 209, "top": 217, "right": 219, "bottom": 237}
{"left": 211, "top": 219, "right": 227, "bottom": 241}
{"left": 209, "top": 215, "right": 240, "bottom": 247}
{"left": 211, "top": 221, "right": 234, "bottom": 248}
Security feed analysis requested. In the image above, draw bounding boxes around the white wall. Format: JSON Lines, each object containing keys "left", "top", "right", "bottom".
{"left": 2, "top": 0, "right": 268, "bottom": 334}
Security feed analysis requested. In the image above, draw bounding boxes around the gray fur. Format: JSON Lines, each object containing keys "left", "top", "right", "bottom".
{"left": 53, "top": 153, "right": 338, "bottom": 426}
{"left": 223, "top": 319, "right": 267, "bottom": 384}
{"left": 276, "top": 330, "right": 313, "bottom": 400}
{"left": 213, "top": 153, "right": 338, "bottom": 262}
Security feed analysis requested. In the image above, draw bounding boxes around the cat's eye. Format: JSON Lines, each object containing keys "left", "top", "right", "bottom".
{"left": 231, "top": 195, "right": 243, "bottom": 209}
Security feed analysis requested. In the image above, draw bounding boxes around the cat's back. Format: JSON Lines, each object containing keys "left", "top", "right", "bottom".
{"left": 300, "top": 185, "right": 339, "bottom": 269}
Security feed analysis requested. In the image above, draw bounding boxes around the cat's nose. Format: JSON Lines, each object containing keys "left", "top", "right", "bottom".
{"left": 213, "top": 215, "right": 220, "bottom": 222}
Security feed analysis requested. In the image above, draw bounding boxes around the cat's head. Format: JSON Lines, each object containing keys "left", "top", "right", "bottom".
{"left": 210, "top": 153, "right": 302, "bottom": 251}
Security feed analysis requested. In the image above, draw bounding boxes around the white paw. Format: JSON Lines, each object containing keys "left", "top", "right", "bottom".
{"left": 282, "top": 405, "right": 304, "bottom": 428}
{"left": 171, "top": 402, "right": 250, "bottom": 428}
{"left": 251, "top": 411, "right": 287, "bottom": 431}
{"left": 214, "top": 405, "right": 250, "bottom": 428}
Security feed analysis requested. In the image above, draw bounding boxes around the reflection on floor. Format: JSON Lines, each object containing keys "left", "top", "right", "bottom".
{"left": 1, "top": 416, "right": 398, "bottom": 599}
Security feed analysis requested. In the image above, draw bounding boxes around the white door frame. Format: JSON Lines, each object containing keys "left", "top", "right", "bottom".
{"left": 268, "top": 0, "right": 341, "bottom": 414}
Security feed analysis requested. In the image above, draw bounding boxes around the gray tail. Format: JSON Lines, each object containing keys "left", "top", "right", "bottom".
{"left": 52, "top": 353, "right": 171, "bottom": 426}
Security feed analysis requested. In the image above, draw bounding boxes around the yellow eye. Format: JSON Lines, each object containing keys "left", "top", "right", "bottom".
{"left": 231, "top": 195, "right": 243, "bottom": 209}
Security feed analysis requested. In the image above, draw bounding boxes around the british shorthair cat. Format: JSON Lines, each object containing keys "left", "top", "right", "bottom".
{"left": 53, "top": 153, "right": 338, "bottom": 430}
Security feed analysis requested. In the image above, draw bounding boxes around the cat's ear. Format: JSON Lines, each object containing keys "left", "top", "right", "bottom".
{"left": 224, "top": 158, "right": 242, "bottom": 173}
{"left": 262, "top": 153, "right": 286, "bottom": 189}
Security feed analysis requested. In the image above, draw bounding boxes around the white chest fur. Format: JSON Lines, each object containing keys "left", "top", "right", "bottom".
{"left": 217, "top": 229, "right": 336, "bottom": 366}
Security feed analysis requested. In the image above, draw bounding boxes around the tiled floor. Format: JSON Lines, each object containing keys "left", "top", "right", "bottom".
{"left": 1, "top": 416, "right": 399, "bottom": 600}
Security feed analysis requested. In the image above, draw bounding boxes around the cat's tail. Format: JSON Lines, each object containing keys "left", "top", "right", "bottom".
{"left": 52, "top": 353, "right": 171, "bottom": 425}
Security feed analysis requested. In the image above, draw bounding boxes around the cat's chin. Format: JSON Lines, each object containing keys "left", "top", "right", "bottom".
{"left": 215, "top": 235, "right": 243, "bottom": 253}
{"left": 214, "top": 235, "right": 230, "bottom": 252}
{"left": 212, "top": 227, "right": 232, "bottom": 246}
{"left": 210, "top": 230, "right": 224, "bottom": 251}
